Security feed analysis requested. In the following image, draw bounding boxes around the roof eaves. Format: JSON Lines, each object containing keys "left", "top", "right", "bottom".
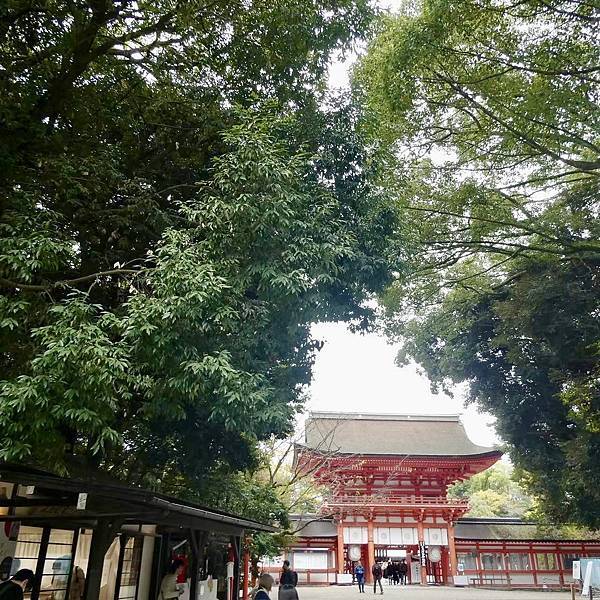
{"left": 0, "top": 463, "right": 275, "bottom": 533}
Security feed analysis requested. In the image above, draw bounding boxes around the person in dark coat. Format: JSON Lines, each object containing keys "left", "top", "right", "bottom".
{"left": 399, "top": 560, "right": 408, "bottom": 585}
{"left": 372, "top": 562, "right": 383, "bottom": 594}
{"left": 278, "top": 560, "right": 298, "bottom": 600}
{"left": 392, "top": 563, "right": 400, "bottom": 585}
{"left": 0, "top": 570, "right": 35, "bottom": 600}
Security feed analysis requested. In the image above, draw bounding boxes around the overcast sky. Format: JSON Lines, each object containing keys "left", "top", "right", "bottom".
{"left": 306, "top": 323, "right": 500, "bottom": 447}
{"left": 303, "top": 4, "right": 501, "bottom": 449}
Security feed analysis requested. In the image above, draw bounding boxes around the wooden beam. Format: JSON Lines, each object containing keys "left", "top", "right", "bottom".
{"left": 0, "top": 497, "right": 73, "bottom": 507}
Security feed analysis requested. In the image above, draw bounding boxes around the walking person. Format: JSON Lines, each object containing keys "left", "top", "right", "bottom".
{"left": 278, "top": 560, "right": 298, "bottom": 600}
{"left": 392, "top": 563, "right": 400, "bottom": 585}
{"left": 372, "top": 562, "right": 383, "bottom": 595}
{"left": 399, "top": 560, "right": 408, "bottom": 585}
{"left": 0, "top": 570, "right": 35, "bottom": 600}
{"left": 354, "top": 562, "right": 365, "bottom": 593}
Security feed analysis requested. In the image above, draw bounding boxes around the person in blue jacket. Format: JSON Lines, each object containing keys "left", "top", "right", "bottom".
{"left": 354, "top": 561, "right": 365, "bottom": 593}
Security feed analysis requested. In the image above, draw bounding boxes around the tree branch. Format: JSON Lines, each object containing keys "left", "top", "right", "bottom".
{"left": 0, "top": 268, "right": 142, "bottom": 291}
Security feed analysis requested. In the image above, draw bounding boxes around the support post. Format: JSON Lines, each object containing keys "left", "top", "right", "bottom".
{"left": 83, "top": 519, "right": 122, "bottom": 600}
{"left": 188, "top": 530, "right": 200, "bottom": 600}
{"left": 137, "top": 525, "right": 157, "bottom": 600}
{"left": 232, "top": 535, "right": 242, "bottom": 600}
{"left": 31, "top": 528, "right": 50, "bottom": 600}
{"left": 367, "top": 519, "right": 375, "bottom": 584}
{"left": 243, "top": 547, "right": 250, "bottom": 600}
{"left": 417, "top": 519, "right": 427, "bottom": 585}
{"left": 447, "top": 523, "right": 458, "bottom": 582}
{"left": 336, "top": 522, "right": 345, "bottom": 575}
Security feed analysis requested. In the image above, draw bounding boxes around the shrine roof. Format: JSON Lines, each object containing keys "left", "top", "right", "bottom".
{"left": 455, "top": 518, "right": 600, "bottom": 541}
{"left": 301, "top": 411, "right": 500, "bottom": 458}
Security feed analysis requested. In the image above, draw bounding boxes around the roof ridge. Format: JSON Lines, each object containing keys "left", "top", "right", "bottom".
{"left": 308, "top": 411, "right": 461, "bottom": 422}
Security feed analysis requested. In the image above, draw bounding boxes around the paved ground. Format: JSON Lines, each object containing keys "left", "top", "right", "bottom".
{"left": 282, "top": 585, "right": 573, "bottom": 600}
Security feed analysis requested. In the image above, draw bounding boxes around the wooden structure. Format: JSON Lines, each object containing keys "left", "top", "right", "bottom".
{"left": 454, "top": 518, "right": 600, "bottom": 589}
{"left": 294, "top": 412, "right": 502, "bottom": 586}
{"left": 0, "top": 463, "right": 273, "bottom": 600}
{"left": 274, "top": 515, "right": 600, "bottom": 589}
{"left": 285, "top": 412, "right": 600, "bottom": 589}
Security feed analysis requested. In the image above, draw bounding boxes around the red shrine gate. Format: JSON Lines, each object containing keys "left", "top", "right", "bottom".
{"left": 294, "top": 412, "right": 501, "bottom": 585}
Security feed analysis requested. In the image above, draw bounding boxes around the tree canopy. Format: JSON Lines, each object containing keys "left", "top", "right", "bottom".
{"left": 448, "top": 463, "right": 532, "bottom": 518}
{"left": 358, "top": 0, "right": 600, "bottom": 527}
{"left": 0, "top": 0, "right": 400, "bottom": 507}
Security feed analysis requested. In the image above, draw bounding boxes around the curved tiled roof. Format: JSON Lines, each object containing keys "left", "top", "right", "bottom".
{"left": 303, "top": 411, "right": 499, "bottom": 457}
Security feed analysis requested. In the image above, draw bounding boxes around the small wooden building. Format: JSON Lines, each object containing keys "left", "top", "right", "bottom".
{"left": 0, "top": 463, "right": 273, "bottom": 600}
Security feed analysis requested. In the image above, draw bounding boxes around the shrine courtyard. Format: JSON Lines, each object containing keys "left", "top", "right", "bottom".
{"left": 287, "top": 586, "right": 573, "bottom": 600}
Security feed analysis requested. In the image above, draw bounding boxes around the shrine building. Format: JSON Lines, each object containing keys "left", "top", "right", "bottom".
{"left": 269, "top": 412, "right": 600, "bottom": 589}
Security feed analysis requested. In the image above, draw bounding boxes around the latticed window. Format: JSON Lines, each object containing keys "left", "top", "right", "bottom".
{"left": 535, "top": 553, "right": 557, "bottom": 571}
{"left": 480, "top": 553, "right": 504, "bottom": 570}
{"left": 119, "top": 537, "right": 143, "bottom": 599}
{"left": 456, "top": 552, "right": 477, "bottom": 570}
{"left": 506, "top": 553, "right": 530, "bottom": 570}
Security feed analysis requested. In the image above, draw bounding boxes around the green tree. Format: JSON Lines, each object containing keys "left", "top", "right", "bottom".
{"left": 448, "top": 464, "right": 532, "bottom": 518}
{"left": 390, "top": 255, "right": 600, "bottom": 527}
{"left": 0, "top": 0, "right": 400, "bottom": 505}
{"left": 357, "top": 0, "right": 600, "bottom": 527}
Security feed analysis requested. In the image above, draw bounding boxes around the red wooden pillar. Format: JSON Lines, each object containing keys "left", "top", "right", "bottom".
{"left": 447, "top": 523, "right": 458, "bottom": 580}
{"left": 417, "top": 519, "right": 427, "bottom": 585}
{"left": 367, "top": 519, "right": 375, "bottom": 583}
{"left": 337, "top": 522, "right": 345, "bottom": 575}
{"left": 242, "top": 549, "right": 250, "bottom": 600}
{"left": 441, "top": 547, "right": 449, "bottom": 584}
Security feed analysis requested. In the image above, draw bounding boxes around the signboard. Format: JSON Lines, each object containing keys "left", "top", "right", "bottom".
{"left": 419, "top": 542, "right": 427, "bottom": 567}
{"left": 573, "top": 561, "right": 580, "bottom": 580}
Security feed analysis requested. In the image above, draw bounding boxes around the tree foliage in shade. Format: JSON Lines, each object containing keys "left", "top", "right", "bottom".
{"left": 389, "top": 255, "right": 600, "bottom": 528}
{"left": 0, "top": 0, "right": 400, "bottom": 503}
{"left": 358, "top": 0, "right": 600, "bottom": 527}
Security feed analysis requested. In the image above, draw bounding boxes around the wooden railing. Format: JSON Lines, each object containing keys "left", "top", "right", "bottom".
{"left": 324, "top": 495, "right": 469, "bottom": 507}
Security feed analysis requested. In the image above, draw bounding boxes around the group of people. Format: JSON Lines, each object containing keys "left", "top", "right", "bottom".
{"left": 354, "top": 559, "right": 409, "bottom": 594}
{"left": 384, "top": 560, "right": 408, "bottom": 586}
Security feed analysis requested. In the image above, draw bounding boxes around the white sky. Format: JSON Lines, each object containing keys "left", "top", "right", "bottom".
{"left": 306, "top": 322, "right": 500, "bottom": 447}
{"left": 303, "top": 3, "right": 501, "bottom": 449}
